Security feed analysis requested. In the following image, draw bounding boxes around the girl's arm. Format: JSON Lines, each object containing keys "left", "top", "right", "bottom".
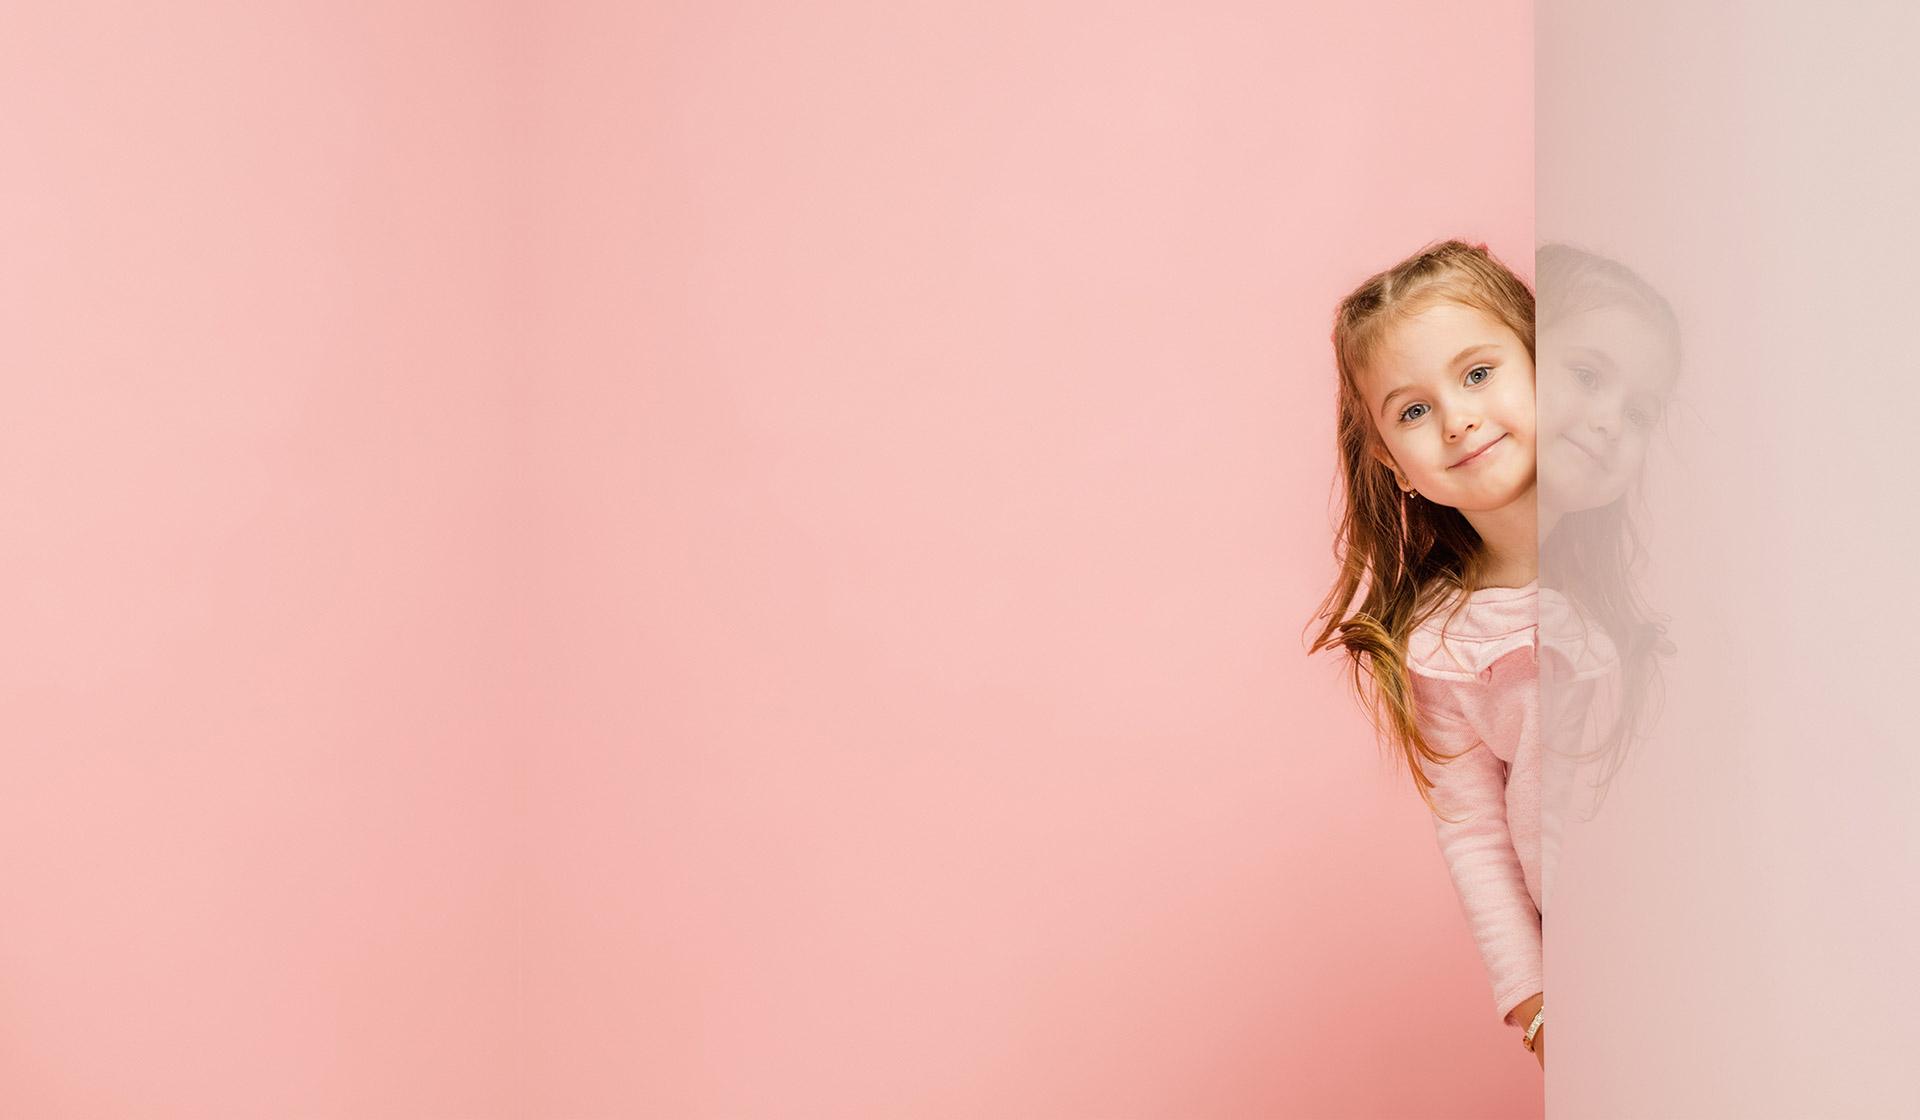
{"left": 1413, "top": 678, "right": 1544, "bottom": 1030}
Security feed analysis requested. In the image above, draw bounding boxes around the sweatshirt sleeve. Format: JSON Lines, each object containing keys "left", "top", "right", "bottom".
{"left": 1412, "top": 676, "right": 1543, "bottom": 1027}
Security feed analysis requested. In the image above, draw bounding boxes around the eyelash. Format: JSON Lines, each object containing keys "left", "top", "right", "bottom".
{"left": 1398, "top": 365, "right": 1492, "bottom": 423}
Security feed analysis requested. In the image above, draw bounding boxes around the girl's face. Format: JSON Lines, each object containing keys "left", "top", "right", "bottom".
{"left": 1359, "top": 301, "right": 1537, "bottom": 513}
{"left": 1537, "top": 304, "right": 1677, "bottom": 514}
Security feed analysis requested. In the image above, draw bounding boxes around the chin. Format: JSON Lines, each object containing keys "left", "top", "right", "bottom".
{"left": 1542, "top": 447, "right": 1619, "bottom": 512}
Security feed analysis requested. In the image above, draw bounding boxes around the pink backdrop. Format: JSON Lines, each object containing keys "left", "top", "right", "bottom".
{"left": 2, "top": 1, "right": 1534, "bottom": 1115}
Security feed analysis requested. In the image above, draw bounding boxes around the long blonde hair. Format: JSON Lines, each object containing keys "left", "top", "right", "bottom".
{"left": 1304, "top": 239, "right": 1536, "bottom": 812}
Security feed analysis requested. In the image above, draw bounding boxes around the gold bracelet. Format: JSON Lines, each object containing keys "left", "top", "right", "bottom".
{"left": 1521, "top": 1006, "right": 1545, "bottom": 1052}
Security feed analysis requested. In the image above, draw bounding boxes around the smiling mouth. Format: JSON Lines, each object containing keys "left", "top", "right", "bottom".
{"left": 1567, "top": 438, "right": 1607, "bottom": 467}
{"left": 1450, "top": 433, "right": 1506, "bottom": 468}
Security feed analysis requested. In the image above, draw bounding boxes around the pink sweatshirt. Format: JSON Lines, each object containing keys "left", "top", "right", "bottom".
{"left": 1406, "top": 578, "right": 1618, "bottom": 1026}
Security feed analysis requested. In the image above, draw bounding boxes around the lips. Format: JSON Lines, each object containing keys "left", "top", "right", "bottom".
{"left": 1450, "top": 433, "right": 1507, "bottom": 468}
{"left": 1567, "top": 437, "right": 1608, "bottom": 468}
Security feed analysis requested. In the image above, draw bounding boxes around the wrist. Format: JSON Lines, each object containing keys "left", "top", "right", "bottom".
{"left": 1507, "top": 992, "right": 1544, "bottom": 1029}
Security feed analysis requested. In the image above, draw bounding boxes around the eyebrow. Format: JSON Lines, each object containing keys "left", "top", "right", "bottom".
{"left": 1377, "top": 343, "right": 1502, "bottom": 419}
{"left": 1565, "top": 345, "right": 1616, "bottom": 372}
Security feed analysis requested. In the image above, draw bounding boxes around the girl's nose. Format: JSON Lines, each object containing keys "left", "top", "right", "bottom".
{"left": 1591, "top": 388, "right": 1627, "bottom": 440}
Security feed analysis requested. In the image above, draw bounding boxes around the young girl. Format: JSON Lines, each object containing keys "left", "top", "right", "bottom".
{"left": 1306, "top": 239, "right": 1551, "bottom": 1067}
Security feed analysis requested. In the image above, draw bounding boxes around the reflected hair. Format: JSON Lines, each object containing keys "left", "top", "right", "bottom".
{"left": 1536, "top": 242, "right": 1680, "bottom": 817}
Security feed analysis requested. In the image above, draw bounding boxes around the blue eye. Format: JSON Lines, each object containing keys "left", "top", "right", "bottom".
{"left": 1399, "top": 402, "right": 1428, "bottom": 422}
{"left": 1571, "top": 365, "right": 1599, "bottom": 388}
{"left": 1466, "top": 364, "right": 1492, "bottom": 385}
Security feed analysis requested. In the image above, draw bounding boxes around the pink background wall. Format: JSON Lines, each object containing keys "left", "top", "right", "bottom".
{"left": 1, "top": 3, "right": 521, "bottom": 1117}
{"left": 3, "top": 2, "right": 1534, "bottom": 1116}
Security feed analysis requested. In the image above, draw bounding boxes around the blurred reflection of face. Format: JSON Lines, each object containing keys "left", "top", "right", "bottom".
{"left": 1538, "top": 304, "right": 1678, "bottom": 515}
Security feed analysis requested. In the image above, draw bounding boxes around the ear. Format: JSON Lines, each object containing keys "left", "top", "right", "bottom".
{"left": 1366, "top": 440, "right": 1405, "bottom": 488}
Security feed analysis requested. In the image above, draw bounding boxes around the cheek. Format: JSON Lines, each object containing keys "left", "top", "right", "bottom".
{"left": 1504, "top": 383, "right": 1539, "bottom": 433}
{"left": 1376, "top": 431, "right": 1430, "bottom": 476}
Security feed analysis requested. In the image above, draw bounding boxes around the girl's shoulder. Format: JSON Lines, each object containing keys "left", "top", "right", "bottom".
{"left": 1407, "top": 579, "right": 1539, "bottom": 682}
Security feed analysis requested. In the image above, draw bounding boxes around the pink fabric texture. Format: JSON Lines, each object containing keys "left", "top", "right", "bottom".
{"left": 1407, "top": 578, "right": 1618, "bottom": 1026}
